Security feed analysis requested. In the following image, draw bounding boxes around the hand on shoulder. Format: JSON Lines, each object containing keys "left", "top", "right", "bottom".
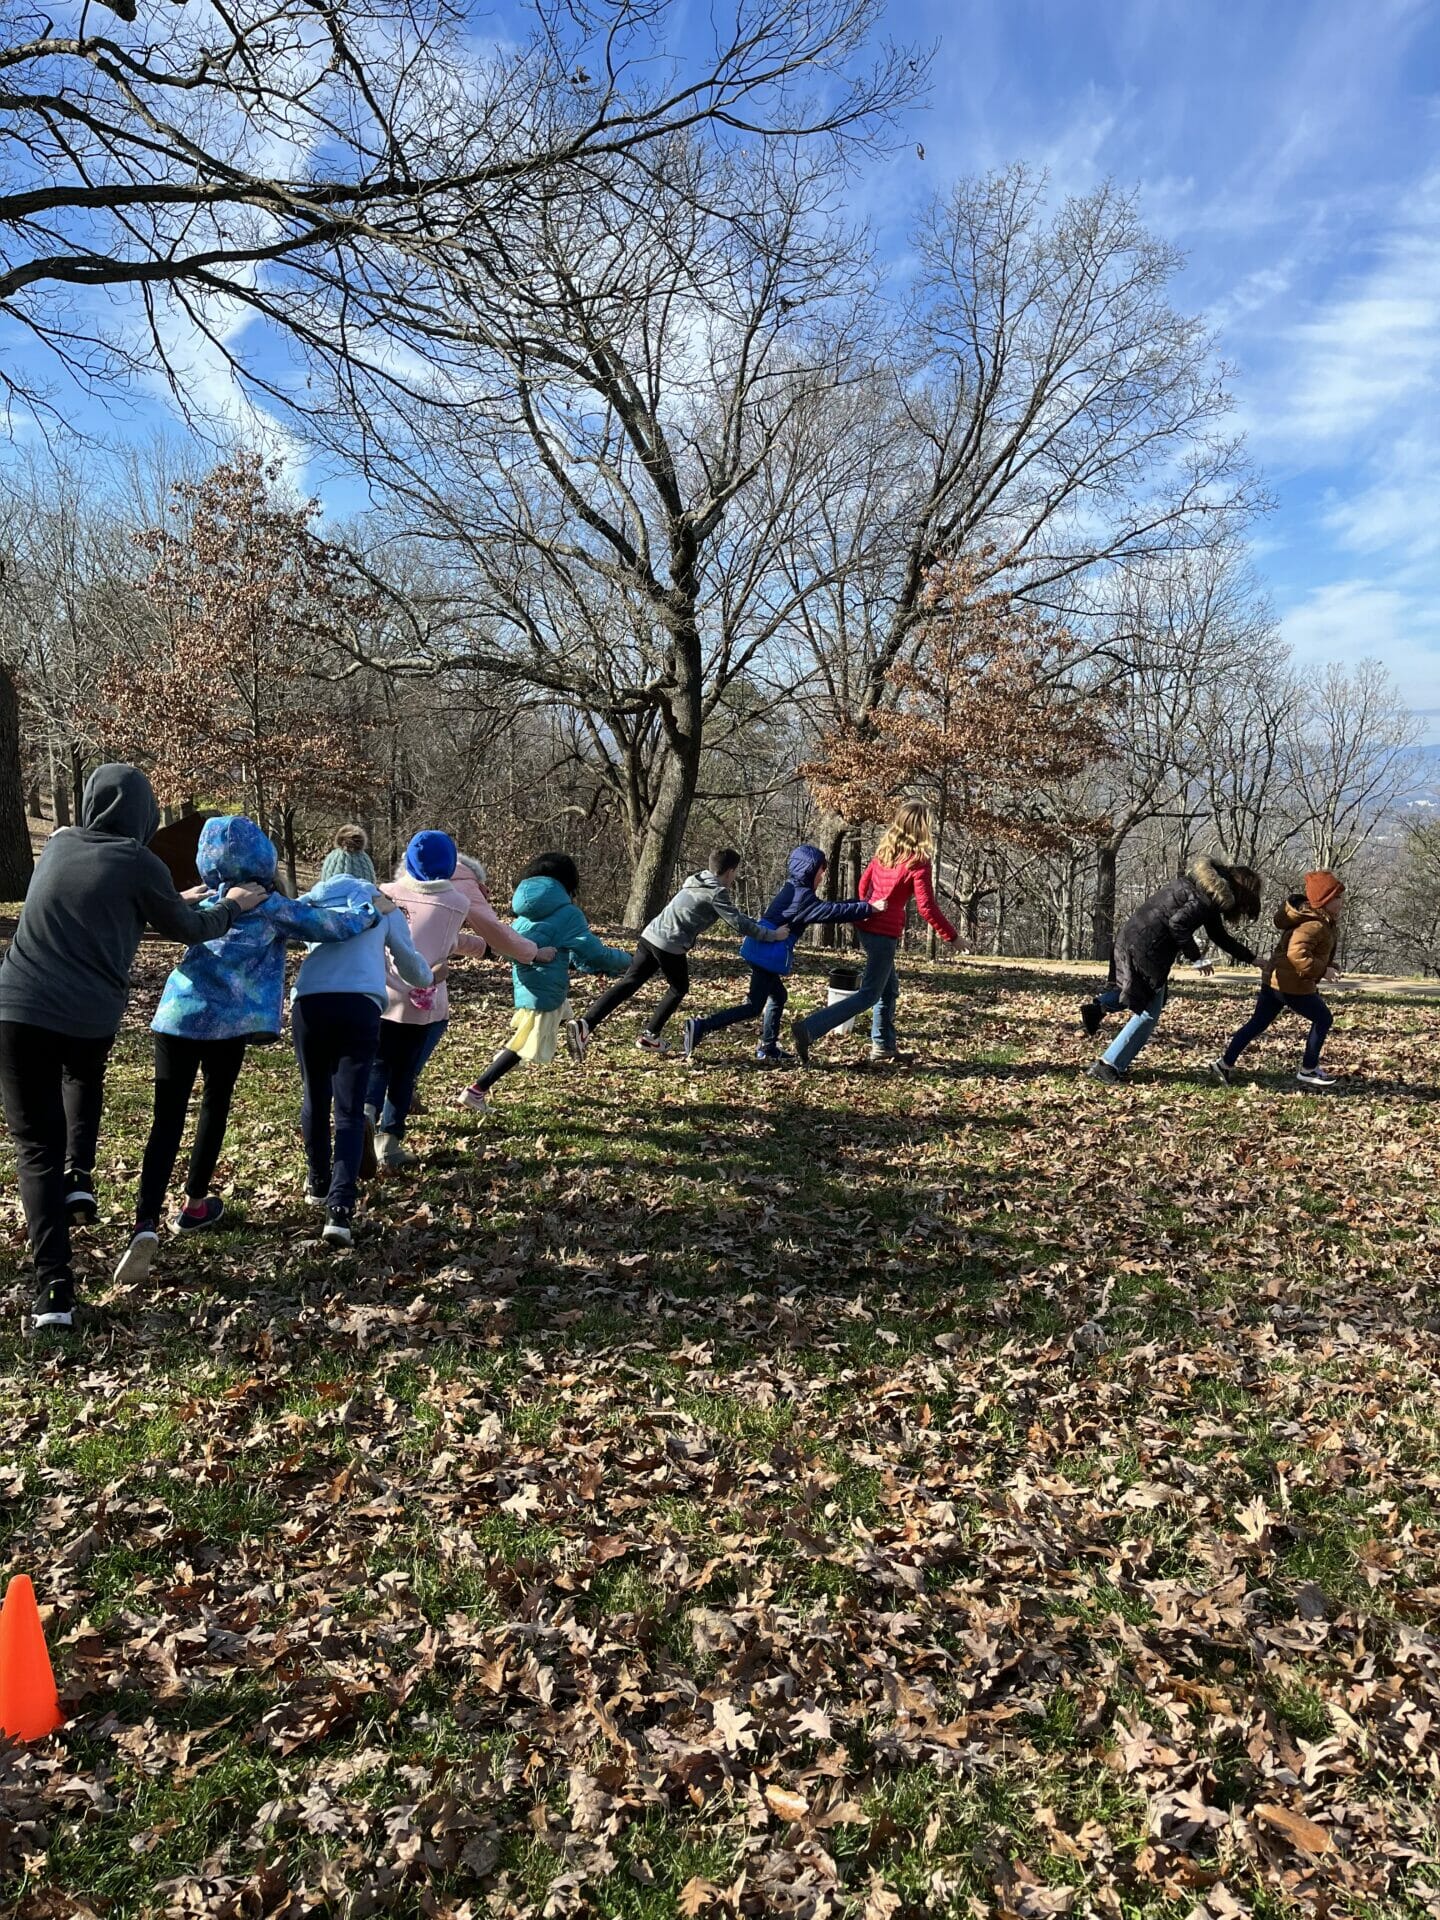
{"left": 223, "top": 883, "right": 268, "bottom": 914}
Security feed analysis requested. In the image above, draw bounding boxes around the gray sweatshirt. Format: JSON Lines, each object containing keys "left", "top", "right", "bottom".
{"left": 0, "top": 765, "right": 241, "bottom": 1040}
{"left": 641, "top": 870, "right": 781, "bottom": 955}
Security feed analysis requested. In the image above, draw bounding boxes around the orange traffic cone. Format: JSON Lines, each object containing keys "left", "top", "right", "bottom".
{"left": 0, "top": 1575, "right": 63, "bottom": 1740}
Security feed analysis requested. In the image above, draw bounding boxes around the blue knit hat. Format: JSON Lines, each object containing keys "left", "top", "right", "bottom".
{"left": 405, "top": 830, "right": 458, "bottom": 881}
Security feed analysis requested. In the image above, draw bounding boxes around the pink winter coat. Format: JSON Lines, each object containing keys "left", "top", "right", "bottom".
{"left": 381, "top": 875, "right": 486, "bottom": 1025}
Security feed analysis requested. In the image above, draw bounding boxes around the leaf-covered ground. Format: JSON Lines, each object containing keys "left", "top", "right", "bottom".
{"left": 3, "top": 950, "right": 1440, "bottom": 1920}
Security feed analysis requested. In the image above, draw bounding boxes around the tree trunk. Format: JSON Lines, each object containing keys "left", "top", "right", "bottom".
{"left": 623, "top": 738, "right": 701, "bottom": 927}
{"left": 70, "top": 743, "right": 85, "bottom": 825}
{"left": 0, "top": 663, "right": 35, "bottom": 897}
{"left": 282, "top": 807, "right": 299, "bottom": 895}
{"left": 49, "top": 739, "right": 70, "bottom": 826}
{"left": 1091, "top": 843, "right": 1119, "bottom": 962}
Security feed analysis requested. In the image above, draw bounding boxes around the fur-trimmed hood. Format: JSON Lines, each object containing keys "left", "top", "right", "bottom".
{"left": 1187, "top": 857, "right": 1238, "bottom": 915}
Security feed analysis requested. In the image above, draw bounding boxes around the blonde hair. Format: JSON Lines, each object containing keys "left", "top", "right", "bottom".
{"left": 334, "top": 823, "right": 369, "bottom": 853}
{"left": 874, "top": 802, "right": 935, "bottom": 869}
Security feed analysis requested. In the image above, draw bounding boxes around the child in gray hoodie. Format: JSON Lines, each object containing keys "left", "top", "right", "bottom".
{"left": 567, "top": 848, "right": 788, "bottom": 1060}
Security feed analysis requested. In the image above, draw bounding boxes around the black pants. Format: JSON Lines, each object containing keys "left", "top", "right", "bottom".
{"left": 0, "top": 1020, "right": 114, "bottom": 1282}
{"left": 581, "top": 939, "right": 690, "bottom": 1035}
{"left": 136, "top": 1033, "right": 249, "bottom": 1224}
{"left": 292, "top": 993, "right": 381, "bottom": 1212}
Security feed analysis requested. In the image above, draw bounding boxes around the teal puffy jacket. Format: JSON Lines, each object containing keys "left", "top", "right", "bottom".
{"left": 509, "top": 875, "right": 630, "bottom": 1011}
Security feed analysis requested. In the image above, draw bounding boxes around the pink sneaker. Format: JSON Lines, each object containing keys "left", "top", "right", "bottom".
{"left": 457, "top": 1084, "right": 489, "bottom": 1113}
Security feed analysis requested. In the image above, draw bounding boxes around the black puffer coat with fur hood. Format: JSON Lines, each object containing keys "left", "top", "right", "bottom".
{"left": 1112, "top": 859, "right": 1259, "bottom": 1012}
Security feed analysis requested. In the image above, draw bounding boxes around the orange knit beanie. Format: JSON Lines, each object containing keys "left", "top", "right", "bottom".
{"left": 1305, "top": 870, "right": 1345, "bottom": 910}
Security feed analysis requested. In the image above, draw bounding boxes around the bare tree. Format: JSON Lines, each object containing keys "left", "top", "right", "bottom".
{"left": 1283, "top": 659, "right": 1423, "bottom": 870}
{"left": 788, "top": 165, "right": 1256, "bottom": 888}
{"left": 1086, "top": 547, "right": 1276, "bottom": 957}
{"left": 318, "top": 131, "right": 883, "bottom": 922}
{"left": 2, "top": 0, "right": 921, "bottom": 420}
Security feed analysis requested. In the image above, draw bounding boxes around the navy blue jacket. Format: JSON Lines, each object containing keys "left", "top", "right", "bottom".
{"left": 740, "top": 845, "right": 873, "bottom": 974}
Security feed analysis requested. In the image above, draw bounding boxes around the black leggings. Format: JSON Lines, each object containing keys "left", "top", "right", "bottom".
{"left": 137, "top": 1034, "right": 249, "bottom": 1223}
{"left": 0, "top": 1020, "right": 113, "bottom": 1282}
{"left": 581, "top": 939, "right": 690, "bottom": 1035}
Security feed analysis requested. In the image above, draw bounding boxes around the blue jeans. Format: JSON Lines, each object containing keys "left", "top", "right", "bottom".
{"left": 1224, "top": 986, "right": 1332, "bottom": 1071}
{"left": 799, "top": 932, "right": 900, "bottom": 1051}
{"left": 366, "top": 1018, "right": 447, "bottom": 1135}
{"left": 691, "top": 966, "right": 789, "bottom": 1050}
{"left": 1101, "top": 986, "right": 1167, "bottom": 1074}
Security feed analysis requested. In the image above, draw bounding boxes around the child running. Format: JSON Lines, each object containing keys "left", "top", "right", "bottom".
{"left": 681, "top": 844, "right": 878, "bottom": 1065}
{"left": 290, "top": 870, "right": 433, "bottom": 1247}
{"left": 0, "top": 765, "right": 266, "bottom": 1329}
{"left": 365, "top": 831, "right": 486, "bottom": 1170}
{"left": 460, "top": 853, "right": 629, "bottom": 1108}
{"left": 1210, "top": 871, "right": 1344, "bottom": 1090}
{"left": 791, "top": 804, "right": 956, "bottom": 1067}
{"left": 114, "top": 816, "right": 384, "bottom": 1284}
{"left": 1082, "top": 858, "right": 1262, "bottom": 1085}
{"left": 567, "top": 849, "right": 788, "bottom": 1059}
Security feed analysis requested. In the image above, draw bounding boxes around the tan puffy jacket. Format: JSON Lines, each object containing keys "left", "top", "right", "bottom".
{"left": 1265, "top": 898, "right": 1338, "bottom": 994}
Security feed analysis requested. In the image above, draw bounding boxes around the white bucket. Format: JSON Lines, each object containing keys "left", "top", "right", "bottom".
{"left": 826, "top": 966, "right": 860, "bottom": 1036}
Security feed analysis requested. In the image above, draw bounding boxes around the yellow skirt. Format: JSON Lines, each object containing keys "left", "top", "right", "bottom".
{"left": 505, "top": 1000, "right": 573, "bottom": 1065}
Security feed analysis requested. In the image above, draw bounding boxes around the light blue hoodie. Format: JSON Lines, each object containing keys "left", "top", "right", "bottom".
{"left": 292, "top": 875, "right": 433, "bottom": 1010}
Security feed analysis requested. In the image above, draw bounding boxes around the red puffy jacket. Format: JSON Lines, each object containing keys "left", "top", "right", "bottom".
{"left": 858, "top": 857, "right": 957, "bottom": 942}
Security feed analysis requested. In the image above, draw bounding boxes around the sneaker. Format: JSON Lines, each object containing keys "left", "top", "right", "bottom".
{"left": 762, "top": 1045, "right": 795, "bottom": 1067}
{"left": 565, "top": 1017, "right": 591, "bottom": 1063}
{"left": 65, "top": 1173, "right": 97, "bottom": 1229}
{"left": 1080, "top": 999, "right": 1105, "bottom": 1037}
{"left": 359, "top": 1115, "right": 378, "bottom": 1182}
{"left": 789, "top": 1017, "right": 811, "bottom": 1067}
{"left": 635, "top": 1032, "right": 671, "bottom": 1056}
{"left": 1297, "top": 1066, "right": 1338, "bottom": 1090}
{"left": 457, "top": 1084, "right": 489, "bottom": 1113}
{"left": 114, "top": 1224, "right": 160, "bottom": 1283}
{"left": 376, "top": 1131, "right": 415, "bottom": 1171}
{"left": 1086, "top": 1059, "right": 1125, "bottom": 1085}
{"left": 1208, "top": 1059, "right": 1235, "bottom": 1087}
{"left": 682, "top": 1017, "right": 702, "bottom": 1063}
{"left": 323, "top": 1208, "right": 354, "bottom": 1248}
{"left": 870, "top": 1047, "right": 914, "bottom": 1066}
{"left": 303, "top": 1185, "right": 329, "bottom": 1210}
{"left": 175, "top": 1195, "right": 224, "bottom": 1234}
{"left": 31, "top": 1274, "right": 76, "bottom": 1330}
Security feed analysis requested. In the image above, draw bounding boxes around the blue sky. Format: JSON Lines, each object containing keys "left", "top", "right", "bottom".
{"left": 869, "top": 0, "right": 1440, "bottom": 735}
{"left": 6, "top": 0, "right": 1438, "bottom": 732}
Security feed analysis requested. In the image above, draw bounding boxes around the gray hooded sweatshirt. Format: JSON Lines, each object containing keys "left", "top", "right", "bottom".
{"left": 0, "top": 765, "right": 241, "bottom": 1039}
{"left": 641, "top": 870, "right": 780, "bottom": 956}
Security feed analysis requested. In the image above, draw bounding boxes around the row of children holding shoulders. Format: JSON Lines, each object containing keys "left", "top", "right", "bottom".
{"left": 0, "top": 771, "right": 955, "bottom": 1329}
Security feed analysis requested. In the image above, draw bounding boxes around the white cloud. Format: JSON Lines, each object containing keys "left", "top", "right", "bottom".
{"left": 1271, "top": 171, "right": 1440, "bottom": 448}
{"left": 1281, "top": 578, "right": 1440, "bottom": 740}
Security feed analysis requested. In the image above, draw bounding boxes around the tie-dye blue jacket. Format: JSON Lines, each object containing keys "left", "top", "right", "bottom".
{"left": 152, "top": 816, "right": 377, "bottom": 1043}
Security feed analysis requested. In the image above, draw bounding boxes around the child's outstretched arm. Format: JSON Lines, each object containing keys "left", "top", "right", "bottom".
{"left": 270, "top": 894, "right": 380, "bottom": 945}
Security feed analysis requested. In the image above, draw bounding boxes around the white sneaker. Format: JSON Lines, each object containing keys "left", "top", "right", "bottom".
{"left": 566, "top": 1017, "right": 590, "bottom": 1062}
{"left": 303, "top": 1186, "right": 328, "bottom": 1210}
{"left": 457, "top": 1084, "right": 489, "bottom": 1113}
{"left": 636, "top": 1032, "right": 672, "bottom": 1056}
{"left": 1296, "top": 1066, "right": 1338, "bottom": 1089}
{"left": 114, "top": 1227, "right": 159, "bottom": 1284}
{"left": 376, "top": 1131, "right": 415, "bottom": 1171}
